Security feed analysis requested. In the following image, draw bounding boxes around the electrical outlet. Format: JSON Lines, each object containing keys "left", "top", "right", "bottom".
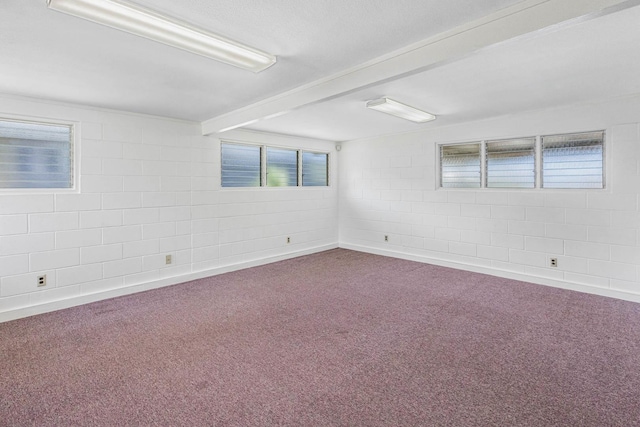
{"left": 384, "top": 235, "right": 389, "bottom": 242}
{"left": 37, "top": 275, "right": 47, "bottom": 287}
{"left": 286, "top": 237, "right": 291, "bottom": 244}
{"left": 550, "top": 258, "right": 558, "bottom": 267}
{"left": 165, "top": 254, "right": 172, "bottom": 265}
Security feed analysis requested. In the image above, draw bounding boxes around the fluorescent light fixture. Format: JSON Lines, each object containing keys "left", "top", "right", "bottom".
{"left": 47, "top": 0, "right": 277, "bottom": 73}
{"left": 366, "top": 97, "right": 436, "bottom": 123}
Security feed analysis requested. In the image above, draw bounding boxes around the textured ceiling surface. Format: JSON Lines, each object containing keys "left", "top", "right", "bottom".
{"left": 247, "top": 4, "right": 640, "bottom": 141}
{"left": 2, "top": 1, "right": 639, "bottom": 142}
{"left": 1, "top": 0, "right": 523, "bottom": 121}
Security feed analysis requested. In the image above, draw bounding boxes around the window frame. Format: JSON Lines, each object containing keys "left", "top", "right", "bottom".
{"left": 266, "top": 146, "right": 299, "bottom": 187}
{"left": 437, "top": 130, "right": 606, "bottom": 191}
{"left": 220, "top": 140, "right": 330, "bottom": 189}
{"left": 484, "top": 137, "right": 536, "bottom": 189}
{"left": 541, "top": 130, "right": 606, "bottom": 189}
{"left": 220, "top": 141, "right": 263, "bottom": 188}
{"left": 440, "top": 142, "right": 482, "bottom": 189}
{"left": 301, "top": 151, "right": 330, "bottom": 187}
{"left": 0, "top": 114, "right": 79, "bottom": 194}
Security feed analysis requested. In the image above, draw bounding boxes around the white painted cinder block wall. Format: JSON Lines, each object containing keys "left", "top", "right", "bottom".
{"left": 0, "top": 95, "right": 338, "bottom": 321}
{"left": 339, "top": 95, "right": 640, "bottom": 301}
{"left": 1, "top": 90, "right": 639, "bottom": 321}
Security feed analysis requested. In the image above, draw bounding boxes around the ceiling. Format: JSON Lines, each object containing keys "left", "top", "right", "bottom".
{"left": 2, "top": 0, "right": 640, "bottom": 142}
{"left": 247, "top": 2, "right": 640, "bottom": 141}
{"left": 1, "top": 0, "right": 522, "bottom": 119}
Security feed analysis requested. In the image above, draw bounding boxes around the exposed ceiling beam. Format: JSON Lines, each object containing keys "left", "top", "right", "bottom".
{"left": 201, "top": 0, "right": 640, "bottom": 136}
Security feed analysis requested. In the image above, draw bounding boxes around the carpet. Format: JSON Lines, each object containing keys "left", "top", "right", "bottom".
{"left": 1, "top": 248, "right": 639, "bottom": 426}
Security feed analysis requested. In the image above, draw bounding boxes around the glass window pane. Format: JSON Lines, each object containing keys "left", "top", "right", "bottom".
{"left": 221, "top": 143, "right": 261, "bottom": 187}
{"left": 302, "top": 152, "right": 328, "bottom": 186}
{"left": 441, "top": 143, "right": 481, "bottom": 188}
{"left": 267, "top": 147, "right": 298, "bottom": 187}
{"left": 0, "top": 119, "right": 72, "bottom": 189}
{"left": 486, "top": 138, "right": 535, "bottom": 188}
{"left": 542, "top": 131, "right": 604, "bottom": 189}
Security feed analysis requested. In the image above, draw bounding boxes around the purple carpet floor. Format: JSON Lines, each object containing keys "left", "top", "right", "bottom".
{"left": 2, "top": 249, "right": 640, "bottom": 426}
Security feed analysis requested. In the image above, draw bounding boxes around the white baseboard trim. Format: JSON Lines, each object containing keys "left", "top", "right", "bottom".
{"left": 0, "top": 243, "right": 338, "bottom": 323}
{"left": 340, "top": 243, "right": 640, "bottom": 303}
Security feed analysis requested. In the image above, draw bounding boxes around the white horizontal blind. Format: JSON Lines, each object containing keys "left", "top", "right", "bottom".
{"left": 221, "top": 143, "right": 261, "bottom": 187}
{"left": 486, "top": 138, "right": 535, "bottom": 188}
{"left": 302, "top": 152, "right": 328, "bottom": 186}
{"left": 0, "top": 119, "right": 72, "bottom": 189}
{"left": 441, "top": 143, "right": 481, "bottom": 188}
{"left": 266, "top": 147, "right": 298, "bottom": 187}
{"left": 542, "top": 131, "right": 604, "bottom": 189}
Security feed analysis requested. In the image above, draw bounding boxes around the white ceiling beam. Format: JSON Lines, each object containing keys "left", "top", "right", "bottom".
{"left": 201, "top": 0, "right": 639, "bottom": 136}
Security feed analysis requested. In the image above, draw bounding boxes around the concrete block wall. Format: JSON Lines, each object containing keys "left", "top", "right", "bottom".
{"left": 339, "top": 95, "right": 640, "bottom": 300}
{"left": 2, "top": 90, "right": 639, "bottom": 319}
{"left": 0, "top": 95, "right": 338, "bottom": 320}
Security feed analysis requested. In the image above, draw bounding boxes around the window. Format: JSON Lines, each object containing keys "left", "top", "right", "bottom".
{"left": 440, "top": 143, "right": 481, "bottom": 188}
{"left": 302, "top": 152, "right": 328, "bottom": 186}
{"left": 266, "top": 147, "right": 298, "bottom": 187}
{"left": 221, "top": 141, "right": 329, "bottom": 188}
{"left": 221, "top": 143, "right": 261, "bottom": 187}
{"left": 0, "top": 118, "right": 73, "bottom": 189}
{"left": 542, "top": 131, "right": 604, "bottom": 189}
{"left": 439, "top": 130, "right": 604, "bottom": 190}
{"left": 486, "top": 138, "right": 535, "bottom": 188}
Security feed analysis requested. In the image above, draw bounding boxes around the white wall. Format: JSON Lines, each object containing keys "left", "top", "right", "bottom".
{"left": 2, "top": 89, "right": 639, "bottom": 321}
{"left": 339, "top": 95, "right": 640, "bottom": 301}
{"left": 0, "top": 95, "right": 338, "bottom": 321}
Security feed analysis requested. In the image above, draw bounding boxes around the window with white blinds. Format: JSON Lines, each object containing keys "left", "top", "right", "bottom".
{"left": 266, "top": 147, "right": 298, "bottom": 187}
{"left": 542, "top": 131, "right": 604, "bottom": 189}
{"left": 221, "top": 141, "right": 329, "bottom": 188}
{"left": 486, "top": 138, "right": 535, "bottom": 188}
{"left": 221, "top": 143, "right": 261, "bottom": 187}
{"left": 440, "top": 143, "right": 481, "bottom": 188}
{"left": 0, "top": 119, "right": 73, "bottom": 189}
{"left": 302, "top": 152, "right": 328, "bottom": 186}
{"left": 439, "top": 130, "right": 604, "bottom": 190}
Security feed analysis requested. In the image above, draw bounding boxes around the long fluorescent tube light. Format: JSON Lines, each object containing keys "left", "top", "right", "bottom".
{"left": 47, "top": 0, "right": 277, "bottom": 73}
{"left": 366, "top": 97, "right": 436, "bottom": 123}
